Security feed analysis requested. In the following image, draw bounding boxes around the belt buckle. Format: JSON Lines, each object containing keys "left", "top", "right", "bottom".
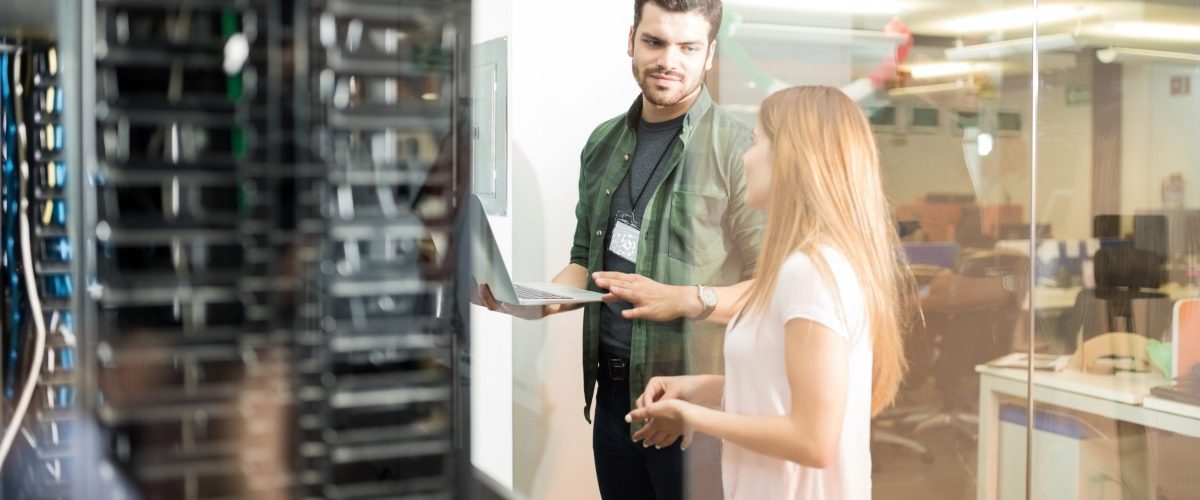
{"left": 608, "top": 358, "right": 628, "bottom": 381}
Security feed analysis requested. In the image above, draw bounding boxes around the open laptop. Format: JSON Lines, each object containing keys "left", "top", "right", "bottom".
{"left": 468, "top": 194, "right": 604, "bottom": 306}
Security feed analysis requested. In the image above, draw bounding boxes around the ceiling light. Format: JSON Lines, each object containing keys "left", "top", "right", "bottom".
{"left": 730, "top": 23, "right": 908, "bottom": 47}
{"left": 1096, "top": 47, "right": 1200, "bottom": 64}
{"left": 888, "top": 80, "right": 972, "bottom": 97}
{"left": 1087, "top": 22, "right": 1200, "bottom": 43}
{"left": 728, "top": 0, "right": 904, "bottom": 16}
{"left": 935, "top": 5, "right": 1096, "bottom": 34}
{"left": 905, "top": 62, "right": 1000, "bottom": 79}
{"left": 944, "top": 33, "right": 1082, "bottom": 60}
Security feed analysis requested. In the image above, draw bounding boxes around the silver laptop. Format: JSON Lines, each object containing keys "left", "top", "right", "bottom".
{"left": 468, "top": 194, "right": 604, "bottom": 306}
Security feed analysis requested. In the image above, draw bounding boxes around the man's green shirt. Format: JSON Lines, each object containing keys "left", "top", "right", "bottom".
{"left": 571, "top": 87, "right": 765, "bottom": 427}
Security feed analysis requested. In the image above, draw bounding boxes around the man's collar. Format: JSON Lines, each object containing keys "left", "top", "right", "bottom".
{"left": 624, "top": 85, "right": 713, "bottom": 133}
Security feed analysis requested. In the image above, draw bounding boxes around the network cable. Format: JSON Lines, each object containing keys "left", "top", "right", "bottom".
{"left": 0, "top": 158, "right": 48, "bottom": 470}
{"left": 2, "top": 50, "right": 26, "bottom": 400}
{"left": 0, "top": 47, "right": 46, "bottom": 471}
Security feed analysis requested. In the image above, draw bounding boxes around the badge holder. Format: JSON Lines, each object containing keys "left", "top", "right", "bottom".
{"left": 609, "top": 212, "right": 640, "bottom": 264}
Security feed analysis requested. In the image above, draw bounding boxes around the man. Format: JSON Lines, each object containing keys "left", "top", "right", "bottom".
{"left": 479, "top": 1, "right": 763, "bottom": 498}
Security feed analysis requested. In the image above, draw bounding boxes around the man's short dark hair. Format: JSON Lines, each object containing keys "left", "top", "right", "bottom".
{"left": 633, "top": 0, "right": 723, "bottom": 43}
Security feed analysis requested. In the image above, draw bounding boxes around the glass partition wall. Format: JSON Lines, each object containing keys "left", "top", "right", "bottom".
{"left": 703, "top": 1, "right": 1200, "bottom": 499}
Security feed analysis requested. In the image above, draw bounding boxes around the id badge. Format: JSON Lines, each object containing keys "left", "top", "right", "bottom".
{"left": 609, "top": 219, "right": 641, "bottom": 264}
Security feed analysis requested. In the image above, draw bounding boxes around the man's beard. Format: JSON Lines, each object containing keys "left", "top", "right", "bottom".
{"left": 633, "top": 63, "right": 701, "bottom": 108}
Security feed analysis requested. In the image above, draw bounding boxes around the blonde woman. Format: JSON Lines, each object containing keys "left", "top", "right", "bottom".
{"left": 596, "top": 86, "right": 914, "bottom": 499}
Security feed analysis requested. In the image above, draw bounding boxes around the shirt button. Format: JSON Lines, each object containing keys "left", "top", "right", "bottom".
{"left": 623, "top": 154, "right": 630, "bottom": 161}
{"left": 605, "top": 189, "right": 612, "bottom": 196}
{"left": 596, "top": 229, "right": 603, "bottom": 236}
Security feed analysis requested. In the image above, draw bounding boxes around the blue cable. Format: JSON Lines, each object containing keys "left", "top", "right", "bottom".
{"left": 1, "top": 52, "right": 25, "bottom": 400}
{"left": 52, "top": 161, "right": 66, "bottom": 189}
{"left": 44, "top": 275, "right": 71, "bottom": 299}
{"left": 45, "top": 236, "right": 70, "bottom": 262}
{"left": 58, "top": 347, "right": 73, "bottom": 371}
{"left": 51, "top": 199, "right": 66, "bottom": 226}
{"left": 56, "top": 386, "right": 71, "bottom": 409}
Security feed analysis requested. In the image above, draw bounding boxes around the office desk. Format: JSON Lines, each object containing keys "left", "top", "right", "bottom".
{"left": 975, "top": 365, "right": 1200, "bottom": 500}
{"left": 1030, "top": 284, "right": 1200, "bottom": 311}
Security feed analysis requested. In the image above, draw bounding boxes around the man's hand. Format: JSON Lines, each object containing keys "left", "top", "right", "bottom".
{"left": 592, "top": 272, "right": 701, "bottom": 321}
{"left": 473, "top": 282, "right": 563, "bottom": 320}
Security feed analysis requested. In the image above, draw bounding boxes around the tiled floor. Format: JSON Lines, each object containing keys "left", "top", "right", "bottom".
{"left": 873, "top": 426, "right": 978, "bottom": 500}
{"left": 873, "top": 377, "right": 981, "bottom": 500}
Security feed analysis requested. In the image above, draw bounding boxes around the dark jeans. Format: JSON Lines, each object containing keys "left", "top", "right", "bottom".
{"left": 592, "top": 360, "right": 684, "bottom": 500}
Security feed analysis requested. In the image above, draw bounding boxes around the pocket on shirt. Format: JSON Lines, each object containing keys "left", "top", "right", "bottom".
{"left": 667, "top": 192, "right": 727, "bottom": 268}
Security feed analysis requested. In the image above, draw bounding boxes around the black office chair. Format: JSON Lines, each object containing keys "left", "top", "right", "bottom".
{"left": 872, "top": 265, "right": 942, "bottom": 465}
{"left": 908, "top": 251, "right": 1028, "bottom": 440}
{"left": 1067, "top": 247, "right": 1173, "bottom": 348}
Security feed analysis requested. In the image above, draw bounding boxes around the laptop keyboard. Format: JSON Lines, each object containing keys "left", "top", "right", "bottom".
{"left": 514, "top": 284, "right": 572, "bottom": 301}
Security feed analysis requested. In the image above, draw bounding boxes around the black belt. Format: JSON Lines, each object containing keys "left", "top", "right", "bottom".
{"left": 600, "top": 357, "right": 629, "bottom": 382}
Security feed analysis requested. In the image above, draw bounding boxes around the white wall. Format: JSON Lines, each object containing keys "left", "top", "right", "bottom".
{"left": 470, "top": 0, "right": 639, "bottom": 497}
{"left": 508, "top": 1, "right": 638, "bottom": 498}
{"left": 1121, "top": 62, "right": 1200, "bottom": 214}
{"left": 470, "top": 0, "right": 514, "bottom": 489}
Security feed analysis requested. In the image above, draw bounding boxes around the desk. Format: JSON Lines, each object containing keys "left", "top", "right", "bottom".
{"left": 975, "top": 365, "right": 1200, "bottom": 500}
{"left": 1030, "top": 284, "right": 1200, "bottom": 311}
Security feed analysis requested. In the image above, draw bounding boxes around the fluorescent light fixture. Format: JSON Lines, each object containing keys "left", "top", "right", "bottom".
{"left": 944, "top": 33, "right": 1082, "bottom": 60}
{"left": 728, "top": 0, "right": 904, "bottom": 15}
{"left": 934, "top": 5, "right": 1097, "bottom": 34}
{"left": 731, "top": 22, "right": 907, "bottom": 47}
{"left": 1087, "top": 22, "right": 1200, "bottom": 43}
{"left": 887, "top": 80, "right": 971, "bottom": 97}
{"left": 1096, "top": 47, "right": 1200, "bottom": 64}
{"left": 905, "top": 62, "right": 1000, "bottom": 79}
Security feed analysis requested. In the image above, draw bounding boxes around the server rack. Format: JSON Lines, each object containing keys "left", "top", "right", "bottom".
{"left": 295, "top": 1, "right": 468, "bottom": 497}
{"left": 0, "top": 0, "right": 472, "bottom": 498}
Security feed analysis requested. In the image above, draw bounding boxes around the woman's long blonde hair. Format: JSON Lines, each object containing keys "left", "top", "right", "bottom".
{"left": 738, "top": 86, "right": 916, "bottom": 416}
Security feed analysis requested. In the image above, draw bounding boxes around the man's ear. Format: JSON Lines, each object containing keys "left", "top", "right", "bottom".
{"left": 705, "top": 40, "right": 717, "bottom": 71}
{"left": 628, "top": 26, "right": 636, "bottom": 57}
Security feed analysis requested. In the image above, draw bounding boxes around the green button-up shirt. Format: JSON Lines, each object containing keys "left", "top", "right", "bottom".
{"left": 571, "top": 87, "right": 765, "bottom": 429}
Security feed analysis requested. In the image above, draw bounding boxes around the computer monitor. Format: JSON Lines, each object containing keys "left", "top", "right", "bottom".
{"left": 1134, "top": 214, "right": 1168, "bottom": 261}
{"left": 903, "top": 243, "right": 959, "bottom": 270}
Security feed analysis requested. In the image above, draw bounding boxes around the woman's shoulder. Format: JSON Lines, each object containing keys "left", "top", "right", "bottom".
{"left": 780, "top": 246, "right": 855, "bottom": 277}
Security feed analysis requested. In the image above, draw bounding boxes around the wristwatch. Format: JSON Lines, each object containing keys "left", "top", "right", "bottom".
{"left": 694, "top": 285, "right": 718, "bottom": 321}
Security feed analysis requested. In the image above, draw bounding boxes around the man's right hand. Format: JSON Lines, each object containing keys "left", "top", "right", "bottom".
{"left": 474, "top": 283, "right": 563, "bottom": 320}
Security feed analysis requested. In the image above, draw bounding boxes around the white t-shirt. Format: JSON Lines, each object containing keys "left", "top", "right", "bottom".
{"left": 721, "top": 248, "right": 873, "bottom": 500}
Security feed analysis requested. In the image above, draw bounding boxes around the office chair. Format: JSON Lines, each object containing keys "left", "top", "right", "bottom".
{"left": 909, "top": 251, "right": 1028, "bottom": 440}
{"left": 1067, "top": 247, "right": 1173, "bottom": 349}
{"left": 871, "top": 265, "right": 943, "bottom": 465}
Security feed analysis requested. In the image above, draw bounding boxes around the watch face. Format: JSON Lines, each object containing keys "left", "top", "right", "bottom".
{"left": 701, "top": 286, "right": 718, "bottom": 305}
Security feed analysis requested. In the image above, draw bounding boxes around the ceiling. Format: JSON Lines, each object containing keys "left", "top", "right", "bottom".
{"left": 727, "top": 0, "right": 1200, "bottom": 51}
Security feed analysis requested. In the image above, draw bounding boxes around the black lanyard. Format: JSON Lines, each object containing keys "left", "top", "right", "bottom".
{"left": 622, "top": 131, "right": 679, "bottom": 227}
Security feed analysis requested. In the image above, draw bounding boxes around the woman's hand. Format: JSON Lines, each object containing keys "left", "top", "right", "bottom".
{"left": 636, "top": 375, "right": 712, "bottom": 408}
{"left": 626, "top": 399, "right": 697, "bottom": 450}
{"left": 592, "top": 272, "right": 700, "bottom": 321}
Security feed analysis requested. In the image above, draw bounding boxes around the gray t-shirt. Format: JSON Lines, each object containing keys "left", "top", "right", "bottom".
{"left": 599, "top": 114, "right": 684, "bottom": 360}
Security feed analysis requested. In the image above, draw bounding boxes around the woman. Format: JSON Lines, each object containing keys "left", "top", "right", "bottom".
{"left": 609, "top": 86, "right": 914, "bottom": 499}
